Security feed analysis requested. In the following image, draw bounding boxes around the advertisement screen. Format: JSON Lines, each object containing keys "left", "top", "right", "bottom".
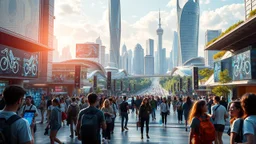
{"left": 0, "top": 0, "right": 40, "bottom": 41}
{"left": 214, "top": 61, "right": 221, "bottom": 82}
{"left": 76, "top": 44, "right": 99, "bottom": 58}
{"left": 0, "top": 44, "right": 39, "bottom": 78}
{"left": 232, "top": 50, "right": 251, "bottom": 81}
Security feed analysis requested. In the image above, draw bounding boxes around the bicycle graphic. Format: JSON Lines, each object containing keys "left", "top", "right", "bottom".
{"left": 77, "top": 45, "right": 98, "bottom": 57}
{"left": 233, "top": 52, "right": 251, "bottom": 78}
{"left": 24, "top": 55, "right": 38, "bottom": 76}
{"left": 0, "top": 48, "right": 20, "bottom": 74}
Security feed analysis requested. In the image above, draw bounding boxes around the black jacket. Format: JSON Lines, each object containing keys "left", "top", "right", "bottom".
{"left": 139, "top": 104, "right": 152, "bottom": 119}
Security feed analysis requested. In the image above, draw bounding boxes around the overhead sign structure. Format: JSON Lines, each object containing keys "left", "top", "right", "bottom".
{"left": 76, "top": 44, "right": 99, "bottom": 58}
{"left": 74, "top": 65, "right": 81, "bottom": 88}
{"left": 107, "top": 72, "right": 111, "bottom": 90}
{"left": 192, "top": 67, "right": 199, "bottom": 90}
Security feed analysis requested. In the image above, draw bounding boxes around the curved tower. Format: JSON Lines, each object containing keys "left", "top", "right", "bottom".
{"left": 109, "top": 0, "right": 121, "bottom": 68}
{"left": 177, "top": 0, "right": 200, "bottom": 65}
{"left": 156, "top": 10, "right": 164, "bottom": 74}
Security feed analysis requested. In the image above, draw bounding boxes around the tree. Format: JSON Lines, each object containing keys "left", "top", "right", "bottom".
{"left": 212, "top": 69, "right": 232, "bottom": 98}
{"left": 199, "top": 68, "right": 214, "bottom": 81}
{"left": 213, "top": 51, "right": 226, "bottom": 60}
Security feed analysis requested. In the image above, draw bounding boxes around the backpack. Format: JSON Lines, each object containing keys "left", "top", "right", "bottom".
{"left": 80, "top": 110, "right": 100, "bottom": 141}
{"left": 69, "top": 105, "right": 78, "bottom": 117}
{"left": 0, "top": 115, "right": 21, "bottom": 144}
{"left": 198, "top": 116, "right": 215, "bottom": 143}
{"left": 177, "top": 102, "right": 183, "bottom": 110}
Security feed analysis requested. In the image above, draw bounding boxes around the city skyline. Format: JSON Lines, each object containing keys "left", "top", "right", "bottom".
{"left": 54, "top": 0, "right": 244, "bottom": 60}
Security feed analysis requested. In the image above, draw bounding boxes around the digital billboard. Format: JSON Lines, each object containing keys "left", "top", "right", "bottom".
{"left": 0, "top": 44, "right": 39, "bottom": 78}
{"left": 232, "top": 50, "right": 251, "bottom": 81}
{"left": 76, "top": 44, "right": 99, "bottom": 58}
{"left": 214, "top": 61, "right": 221, "bottom": 82}
{"left": 0, "top": 0, "right": 40, "bottom": 41}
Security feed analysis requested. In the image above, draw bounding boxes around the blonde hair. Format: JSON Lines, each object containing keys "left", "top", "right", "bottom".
{"left": 102, "top": 99, "right": 110, "bottom": 108}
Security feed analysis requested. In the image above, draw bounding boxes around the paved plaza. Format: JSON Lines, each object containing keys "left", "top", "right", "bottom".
{"left": 34, "top": 109, "right": 230, "bottom": 144}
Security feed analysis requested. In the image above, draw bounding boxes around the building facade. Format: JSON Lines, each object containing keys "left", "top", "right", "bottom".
{"left": 162, "top": 48, "right": 167, "bottom": 74}
{"left": 127, "top": 50, "right": 132, "bottom": 74}
{"left": 144, "top": 55, "right": 154, "bottom": 75}
{"left": 172, "top": 31, "right": 179, "bottom": 67}
{"left": 109, "top": 0, "right": 121, "bottom": 68}
{"left": 156, "top": 11, "right": 164, "bottom": 74}
{"left": 204, "top": 30, "right": 222, "bottom": 67}
{"left": 245, "top": 0, "right": 256, "bottom": 19}
{"left": 133, "top": 44, "right": 144, "bottom": 75}
{"left": 96, "top": 37, "right": 106, "bottom": 67}
{"left": 177, "top": 0, "right": 200, "bottom": 65}
{"left": 146, "top": 39, "right": 154, "bottom": 56}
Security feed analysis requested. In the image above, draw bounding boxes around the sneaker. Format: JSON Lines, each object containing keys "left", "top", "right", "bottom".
{"left": 124, "top": 127, "right": 129, "bottom": 130}
{"left": 70, "top": 135, "right": 74, "bottom": 138}
{"left": 146, "top": 134, "right": 150, "bottom": 139}
{"left": 121, "top": 128, "right": 124, "bottom": 132}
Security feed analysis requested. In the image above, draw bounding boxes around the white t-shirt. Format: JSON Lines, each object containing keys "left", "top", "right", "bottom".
{"left": 231, "top": 118, "right": 246, "bottom": 142}
{"left": 243, "top": 115, "right": 256, "bottom": 143}
{"left": 19, "top": 104, "right": 39, "bottom": 116}
{"left": 211, "top": 104, "right": 228, "bottom": 125}
{"left": 0, "top": 111, "right": 33, "bottom": 144}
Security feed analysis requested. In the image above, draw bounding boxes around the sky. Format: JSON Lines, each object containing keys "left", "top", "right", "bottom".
{"left": 54, "top": 0, "right": 245, "bottom": 58}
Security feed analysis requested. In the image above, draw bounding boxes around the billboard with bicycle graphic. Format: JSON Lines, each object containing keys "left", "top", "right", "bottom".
{"left": 214, "top": 50, "right": 255, "bottom": 82}
{"left": 0, "top": 44, "right": 38, "bottom": 78}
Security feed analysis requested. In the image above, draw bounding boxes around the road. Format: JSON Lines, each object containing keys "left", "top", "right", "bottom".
{"left": 35, "top": 109, "right": 229, "bottom": 144}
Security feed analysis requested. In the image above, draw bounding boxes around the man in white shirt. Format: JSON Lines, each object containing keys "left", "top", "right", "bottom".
{"left": 19, "top": 96, "right": 39, "bottom": 138}
{"left": 211, "top": 96, "right": 228, "bottom": 144}
{"left": 0, "top": 85, "right": 33, "bottom": 144}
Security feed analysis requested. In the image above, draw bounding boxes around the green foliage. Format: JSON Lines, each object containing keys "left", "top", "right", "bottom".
{"left": 95, "top": 87, "right": 102, "bottom": 94}
{"left": 120, "top": 78, "right": 152, "bottom": 93}
{"left": 206, "top": 21, "right": 244, "bottom": 46}
{"left": 213, "top": 51, "right": 226, "bottom": 60}
{"left": 212, "top": 69, "right": 232, "bottom": 97}
{"left": 199, "top": 68, "right": 214, "bottom": 81}
{"left": 249, "top": 9, "right": 256, "bottom": 18}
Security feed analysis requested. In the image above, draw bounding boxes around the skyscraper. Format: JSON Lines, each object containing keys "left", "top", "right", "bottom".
{"left": 109, "top": 0, "right": 121, "bottom": 68}
{"left": 172, "top": 31, "right": 179, "bottom": 67}
{"left": 177, "top": 0, "right": 200, "bottom": 65}
{"left": 154, "top": 51, "right": 158, "bottom": 74}
{"left": 133, "top": 44, "right": 144, "bottom": 75}
{"left": 128, "top": 50, "right": 132, "bottom": 74}
{"left": 245, "top": 0, "right": 256, "bottom": 19}
{"left": 120, "top": 44, "right": 127, "bottom": 69}
{"left": 156, "top": 10, "right": 164, "bottom": 74}
{"left": 144, "top": 55, "right": 154, "bottom": 75}
{"left": 96, "top": 37, "right": 106, "bottom": 66}
{"left": 162, "top": 48, "right": 167, "bottom": 74}
{"left": 204, "top": 30, "right": 221, "bottom": 67}
{"left": 146, "top": 39, "right": 154, "bottom": 56}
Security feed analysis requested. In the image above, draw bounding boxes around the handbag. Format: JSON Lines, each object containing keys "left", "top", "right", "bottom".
{"left": 137, "top": 121, "right": 141, "bottom": 130}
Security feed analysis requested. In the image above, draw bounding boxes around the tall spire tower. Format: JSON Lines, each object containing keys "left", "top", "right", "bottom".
{"left": 156, "top": 9, "right": 164, "bottom": 74}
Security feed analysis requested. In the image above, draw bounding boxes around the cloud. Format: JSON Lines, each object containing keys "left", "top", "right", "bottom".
{"left": 167, "top": 0, "right": 176, "bottom": 7}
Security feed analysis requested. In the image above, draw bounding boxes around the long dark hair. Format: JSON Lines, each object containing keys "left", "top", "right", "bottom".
{"left": 241, "top": 93, "right": 256, "bottom": 118}
{"left": 186, "top": 96, "right": 192, "bottom": 106}
{"left": 230, "top": 101, "right": 244, "bottom": 124}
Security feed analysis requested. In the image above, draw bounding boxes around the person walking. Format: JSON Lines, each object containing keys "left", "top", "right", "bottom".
{"left": 67, "top": 97, "right": 80, "bottom": 138}
{"left": 172, "top": 97, "right": 178, "bottom": 114}
{"left": 120, "top": 96, "right": 129, "bottom": 132}
{"left": 39, "top": 95, "right": 46, "bottom": 124}
{"left": 109, "top": 98, "right": 118, "bottom": 134}
{"left": 150, "top": 97, "right": 157, "bottom": 121}
{"left": 211, "top": 96, "right": 228, "bottom": 144}
{"left": 49, "top": 98, "right": 63, "bottom": 144}
{"left": 239, "top": 93, "right": 256, "bottom": 144}
{"left": 160, "top": 97, "right": 169, "bottom": 127}
{"left": 228, "top": 101, "right": 244, "bottom": 144}
{"left": 183, "top": 96, "right": 193, "bottom": 131}
{"left": 139, "top": 98, "right": 152, "bottom": 139}
{"left": 101, "top": 99, "right": 114, "bottom": 142}
{"left": 177, "top": 97, "right": 183, "bottom": 124}
{"left": 189, "top": 100, "right": 215, "bottom": 144}
{"left": 0, "top": 85, "right": 33, "bottom": 144}
{"left": 76, "top": 93, "right": 106, "bottom": 144}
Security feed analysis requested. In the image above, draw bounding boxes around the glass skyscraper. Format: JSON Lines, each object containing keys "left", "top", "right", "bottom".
{"left": 109, "top": 0, "right": 121, "bottom": 68}
{"left": 177, "top": 0, "right": 200, "bottom": 65}
{"left": 245, "top": 0, "right": 256, "bottom": 19}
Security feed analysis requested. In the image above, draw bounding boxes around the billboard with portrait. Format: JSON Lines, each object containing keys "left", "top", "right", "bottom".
{"left": 0, "top": 44, "right": 39, "bottom": 78}
{"left": 0, "top": 0, "right": 40, "bottom": 41}
{"left": 76, "top": 44, "right": 99, "bottom": 58}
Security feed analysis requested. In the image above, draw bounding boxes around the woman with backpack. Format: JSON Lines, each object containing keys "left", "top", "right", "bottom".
{"left": 139, "top": 97, "right": 152, "bottom": 139}
{"left": 177, "top": 97, "right": 183, "bottom": 124}
{"left": 239, "top": 93, "right": 256, "bottom": 144}
{"left": 189, "top": 100, "right": 215, "bottom": 144}
{"left": 183, "top": 96, "right": 193, "bottom": 131}
{"left": 228, "top": 101, "right": 244, "bottom": 144}
{"left": 101, "top": 99, "right": 114, "bottom": 142}
{"left": 49, "top": 98, "right": 63, "bottom": 144}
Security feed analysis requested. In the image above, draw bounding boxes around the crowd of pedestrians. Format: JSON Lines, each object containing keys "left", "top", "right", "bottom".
{"left": 1, "top": 85, "right": 256, "bottom": 144}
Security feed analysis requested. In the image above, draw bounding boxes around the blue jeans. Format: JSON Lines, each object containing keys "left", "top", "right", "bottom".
{"left": 151, "top": 108, "right": 156, "bottom": 119}
{"left": 121, "top": 112, "right": 128, "bottom": 129}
